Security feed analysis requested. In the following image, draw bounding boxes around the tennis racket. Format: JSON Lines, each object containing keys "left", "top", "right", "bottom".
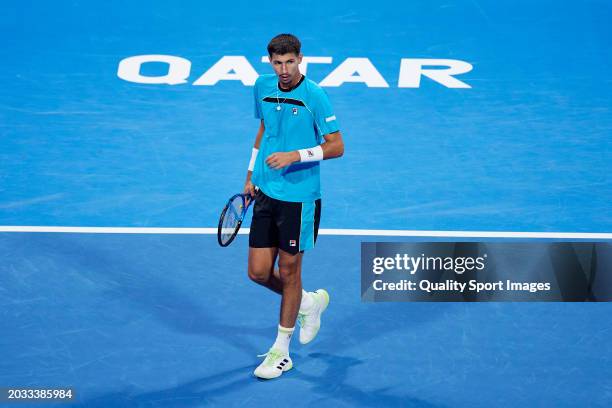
{"left": 217, "top": 193, "right": 254, "bottom": 247}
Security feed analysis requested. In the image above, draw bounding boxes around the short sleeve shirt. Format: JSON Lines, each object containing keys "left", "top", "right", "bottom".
{"left": 252, "top": 74, "right": 340, "bottom": 202}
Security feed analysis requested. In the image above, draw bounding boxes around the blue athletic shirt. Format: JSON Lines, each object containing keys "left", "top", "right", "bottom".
{"left": 251, "top": 74, "right": 340, "bottom": 203}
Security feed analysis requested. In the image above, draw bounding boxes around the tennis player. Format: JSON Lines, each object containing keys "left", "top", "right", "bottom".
{"left": 244, "top": 33, "right": 344, "bottom": 379}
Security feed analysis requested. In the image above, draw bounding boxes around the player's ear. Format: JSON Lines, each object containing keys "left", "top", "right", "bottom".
{"left": 297, "top": 53, "right": 303, "bottom": 64}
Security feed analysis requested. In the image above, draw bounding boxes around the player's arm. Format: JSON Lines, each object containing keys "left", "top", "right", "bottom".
{"left": 265, "top": 131, "right": 344, "bottom": 170}
{"left": 321, "top": 131, "right": 344, "bottom": 159}
{"left": 244, "top": 120, "right": 265, "bottom": 197}
{"left": 252, "top": 119, "right": 265, "bottom": 150}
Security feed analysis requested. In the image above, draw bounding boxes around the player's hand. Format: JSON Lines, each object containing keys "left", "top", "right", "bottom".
{"left": 266, "top": 151, "right": 300, "bottom": 169}
{"left": 243, "top": 179, "right": 255, "bottom": 204}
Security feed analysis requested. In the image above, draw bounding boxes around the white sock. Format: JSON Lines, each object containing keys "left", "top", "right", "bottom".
{"left": 272, "top": 325, "right": 294, "bottom": 354}
{"left": 300, "top": 289, "right": 314, "bottom": 313}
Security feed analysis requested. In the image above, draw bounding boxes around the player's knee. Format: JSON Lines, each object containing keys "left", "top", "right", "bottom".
{"left": 278, "top": 262, "right": 299, "bottom": 282}
{"left": 248, "top": 266, "right": 269, "bottom": 284}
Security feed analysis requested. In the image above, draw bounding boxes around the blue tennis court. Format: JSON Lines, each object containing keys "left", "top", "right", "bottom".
{"left": 1, "top": 1, "right": 611, "bottom": 406}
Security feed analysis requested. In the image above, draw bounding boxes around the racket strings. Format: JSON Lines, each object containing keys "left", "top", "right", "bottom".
{"left": 220, "top": 196, "right": 244, "bottom": 243}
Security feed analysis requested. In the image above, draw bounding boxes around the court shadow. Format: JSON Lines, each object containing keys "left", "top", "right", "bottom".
{"left": 293, "top": 352, "right": 448, "bottom": 408}
{"left": 73, "top": 352, "right": 445, "bottom": 408}
{"left": 21, "top": 233, "right": 275, "bottom": 355}
{"left": 311, "top": 302, "right": 460, "bottom": 352}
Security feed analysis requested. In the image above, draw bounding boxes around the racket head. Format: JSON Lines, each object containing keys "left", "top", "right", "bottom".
{"left": 217, "top": 193, "right": 250, "bottom": 247}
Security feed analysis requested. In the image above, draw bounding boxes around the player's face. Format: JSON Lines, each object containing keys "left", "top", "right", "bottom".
{"left": 270, "top": 53, "right": 303, "bottom": 87}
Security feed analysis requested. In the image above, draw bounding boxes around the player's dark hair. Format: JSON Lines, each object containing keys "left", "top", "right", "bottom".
{"left": 267, "top": 34, "right": 301, "bottom": 57}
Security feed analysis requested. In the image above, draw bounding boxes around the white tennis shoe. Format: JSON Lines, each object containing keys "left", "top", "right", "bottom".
{"left": 297, "top": 289, "right": 330, "bottom": 345}
{"left": 253, "top": 349, "right": 293, "bottom": 379}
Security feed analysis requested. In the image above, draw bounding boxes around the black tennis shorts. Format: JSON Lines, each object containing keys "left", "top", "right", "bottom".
{"left": 249, "top": 189, "right": 321, "bottom": 255}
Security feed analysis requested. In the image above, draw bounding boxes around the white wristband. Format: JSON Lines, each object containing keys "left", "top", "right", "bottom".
{"left": 248, "top": 148, "right": 258, "bottom": 171}
{"left": 298, "top": 145, "right": 324, "bottom": 162}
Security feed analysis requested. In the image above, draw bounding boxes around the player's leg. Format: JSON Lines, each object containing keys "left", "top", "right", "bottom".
{"left": 253, "top": 248, "right": 301, "bottom": 379}
{"left": 248, "top": 189, "right": 283, "bottom": 294}
{"left": 274, "top": 198, "right": 328, "bottom": 345}
{"left": 294, "top": 198, "right": 329, "bottom": 344}
{"left": 277, "top": 249, "right": 303, "bottom": 328}
{"left": 248, "top": 247, "right": 282, "bottom": 294}
{"left": 249, "top": 249, "right": 315, "bottom": 309}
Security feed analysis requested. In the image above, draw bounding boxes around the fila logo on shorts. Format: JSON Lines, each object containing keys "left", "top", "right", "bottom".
{"left": 289, "top": 240, "right": 297, "bottom": 247}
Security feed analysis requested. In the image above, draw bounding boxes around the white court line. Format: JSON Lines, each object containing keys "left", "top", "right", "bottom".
{"left": 0, "top": 226, "right": 611, "bottom": 239}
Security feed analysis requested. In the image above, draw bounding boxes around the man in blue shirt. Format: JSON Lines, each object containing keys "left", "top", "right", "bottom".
{"left": 244, "top": 34, "right": 344, "bottom": 379}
